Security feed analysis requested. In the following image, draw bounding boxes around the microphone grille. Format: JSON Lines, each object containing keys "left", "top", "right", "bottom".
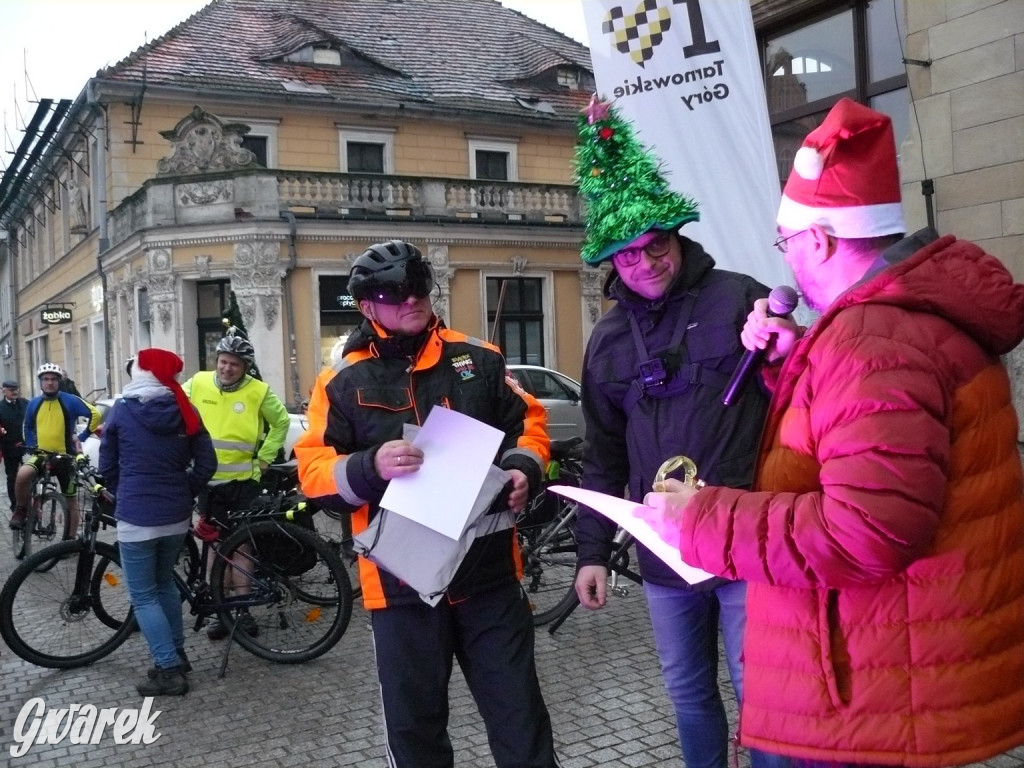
{"left": 767, "top": 285, "right": 799, "bottom": 315}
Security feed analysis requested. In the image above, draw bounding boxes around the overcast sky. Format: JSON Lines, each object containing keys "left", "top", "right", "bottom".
{"left": 0, "top": 0, "right": 589, "bottom": 168}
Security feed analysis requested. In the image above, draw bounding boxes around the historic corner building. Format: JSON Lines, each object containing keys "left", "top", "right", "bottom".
{"left": 0, "top": 0, "right": 1021, "bottom": 431}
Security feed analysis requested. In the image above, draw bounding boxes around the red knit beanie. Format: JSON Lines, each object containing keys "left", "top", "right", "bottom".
{"left": 136, "top": 348, "right": 200, "bottom": 436}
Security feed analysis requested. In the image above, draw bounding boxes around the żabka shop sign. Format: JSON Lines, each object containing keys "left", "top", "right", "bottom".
{"left": 40, "top": 307, "right": 72, "bottom": 325}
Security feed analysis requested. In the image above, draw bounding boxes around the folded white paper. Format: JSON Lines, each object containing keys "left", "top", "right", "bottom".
{"left": 379, "top": 407, "right": 503, "bottom": 540}
{"left": 548, "top": 485, "right": 715, "bottom": 585}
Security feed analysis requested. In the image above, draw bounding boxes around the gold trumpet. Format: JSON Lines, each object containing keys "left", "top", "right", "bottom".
{"left": 653, "top": 455, "right": 706, "bottom": 493}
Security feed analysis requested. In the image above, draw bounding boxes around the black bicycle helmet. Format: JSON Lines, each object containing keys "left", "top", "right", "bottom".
{"left": 348, "top": 240, "right": 434, "bottom": 305}
{"left": 215, "top": 329, "right": 256, "bottom": 368}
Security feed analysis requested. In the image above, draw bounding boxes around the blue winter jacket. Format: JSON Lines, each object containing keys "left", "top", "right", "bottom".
{"left": 98, "top": 395, "right": 217, "bottom": 527}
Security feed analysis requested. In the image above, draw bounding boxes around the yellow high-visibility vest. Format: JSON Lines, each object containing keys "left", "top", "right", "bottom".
{"left": 186, "top": 371, "right": 269, "bottom": 482}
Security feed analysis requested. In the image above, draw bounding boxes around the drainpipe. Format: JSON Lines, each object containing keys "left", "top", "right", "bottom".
{"left": 87, "top": 80, "right": 113, "bottom": 397}
{"left": 280, "top": 211, "right": 302, "bottom": 409}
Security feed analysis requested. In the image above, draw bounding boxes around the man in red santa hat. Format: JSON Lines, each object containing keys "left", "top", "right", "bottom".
{"left": 640, "top": 97, "right": 1024, "bottom": 767}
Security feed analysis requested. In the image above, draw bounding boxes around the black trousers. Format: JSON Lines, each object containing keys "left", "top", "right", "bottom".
{"left": 371, "top": 582, "right": 557, "bottom": 768}
{"left": 3, "top": 444, "right": 22, "bottom": 507}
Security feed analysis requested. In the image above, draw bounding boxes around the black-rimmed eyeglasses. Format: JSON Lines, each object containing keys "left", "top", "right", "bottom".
{"left": 613, "top": 231, "right": 673, "bottom": 267}
{"left": 773, "top": 231, "right": 803, "bottom": 254}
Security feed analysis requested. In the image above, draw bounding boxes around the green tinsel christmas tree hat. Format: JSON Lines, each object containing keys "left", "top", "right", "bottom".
{"left": 576, "top": 95, "right": 699, "bottom": 265}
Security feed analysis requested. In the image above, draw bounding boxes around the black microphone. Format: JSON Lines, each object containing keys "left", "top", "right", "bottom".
{"left": 721, "top": 285, "right": 799, "bottom": 407}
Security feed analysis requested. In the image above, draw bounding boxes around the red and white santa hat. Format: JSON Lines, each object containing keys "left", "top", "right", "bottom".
{"left": 135, "top": 348, "right": 201, "bottom": 436}
{"left": 777, "top": 97, "right": 905, "bottom": 238}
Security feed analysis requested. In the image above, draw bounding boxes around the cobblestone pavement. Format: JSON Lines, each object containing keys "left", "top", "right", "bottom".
{"left": 2, "top": 512, "right": 1023, "bottom": 768}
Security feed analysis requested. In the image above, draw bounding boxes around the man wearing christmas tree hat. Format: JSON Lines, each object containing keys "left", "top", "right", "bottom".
{"left": 572, "top": 96, "right": 785, "bottom": 768}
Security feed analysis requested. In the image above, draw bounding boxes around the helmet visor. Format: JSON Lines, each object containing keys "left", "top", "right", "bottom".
{"left": 362, "top": 260, "right": 434, "bottom": 305}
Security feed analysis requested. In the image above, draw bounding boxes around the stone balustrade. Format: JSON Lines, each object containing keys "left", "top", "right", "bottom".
{"left": 107, "top": 170, "right": 582, "bottom": 247}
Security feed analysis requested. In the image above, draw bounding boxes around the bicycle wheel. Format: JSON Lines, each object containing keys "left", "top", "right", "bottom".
{"left": 32, "top": 493, "right": 71, "bottom": 573}
{"left": 0, "top": 539, "right": 136, "bottom": 668}
{"left": 210, "top": 520, "right": 353, "bottom": 663}
{"left": 518, "top": 499, "right": 580, "bottom": 625}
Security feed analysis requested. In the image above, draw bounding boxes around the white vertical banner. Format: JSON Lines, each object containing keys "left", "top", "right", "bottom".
{"left": 582, "top": 0, "right": 789, "bottom": 288}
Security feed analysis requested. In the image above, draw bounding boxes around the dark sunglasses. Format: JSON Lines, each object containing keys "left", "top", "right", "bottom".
{"left": 366, "top": 261, "right": 434, "bottom": 306}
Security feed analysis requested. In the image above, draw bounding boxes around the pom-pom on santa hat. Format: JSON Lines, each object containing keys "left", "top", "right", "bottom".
{"left": 136, "top": 348, "right": 201, "bottom": 436}
{"left": 777, "top": 97, "right": 905, "bottom": 239}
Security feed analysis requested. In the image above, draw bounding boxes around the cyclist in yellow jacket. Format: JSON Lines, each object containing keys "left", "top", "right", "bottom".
{"left": 182, "top": 329, "right": 290, "bottom": 639}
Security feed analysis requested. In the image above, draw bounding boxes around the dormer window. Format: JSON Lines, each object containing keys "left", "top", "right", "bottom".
{"left": 313, "top": 46, "right": 342, "bottom": 66}
{"left": 556, "top": 68, "right": 580, "bottom": 89}
{"left": 284, "top": 43, "right": 342, "bottom": 66}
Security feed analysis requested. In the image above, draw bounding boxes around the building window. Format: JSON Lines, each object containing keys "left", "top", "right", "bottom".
{"left": 468, "top": 137, "right": 518, "bottom": 182}
{"left": 137, "top": 287, "right": 152, "bottom": 350}
{"left": 27, "top": 335, "right": 48, "bottom": 396}
{"left": 557, "top": 68, "right": 580, "bottom": 89}
{"left": 347, "top": 142, "right": 385, "bottom": 174}
{"left": 762, "top": 0, "right": 908, "bottom": 184}
{"left": 338, "top": 127, "right": 395, "bottom": 174}
{"left": 318, "top": 275, "right": 362, "bottom": 367}
{"left": 196, "top": 280, "right": 230, "bottom": 371}
{"left": 486, "top": 277, "right": 544, "bottom": 365}
{"left": 229, "top": 118, "right": 278, "bottom": 168}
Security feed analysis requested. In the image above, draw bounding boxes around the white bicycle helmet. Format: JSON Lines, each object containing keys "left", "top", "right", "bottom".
{"left": 36, "top": 362, "right": 65, "bottom": 379}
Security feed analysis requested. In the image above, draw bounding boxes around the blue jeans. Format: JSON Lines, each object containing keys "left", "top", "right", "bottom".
{"left": 119, "top": 534, "right": 185, "bottom": 670}
{"left": 645, "top": 580, "right": 788, "bottom": 768}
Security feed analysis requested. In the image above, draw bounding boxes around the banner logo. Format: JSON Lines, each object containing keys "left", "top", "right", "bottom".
{"left": 602, "top": 0, "right": 720, "bottom": 68}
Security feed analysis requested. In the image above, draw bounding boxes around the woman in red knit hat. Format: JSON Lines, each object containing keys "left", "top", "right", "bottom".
{"left": 99, "top": 348, "right": 216, "bottom": 696}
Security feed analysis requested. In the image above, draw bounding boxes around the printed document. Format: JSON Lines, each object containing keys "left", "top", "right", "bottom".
{"left": 548, "top": 485, "right": 715, "bottom": 585}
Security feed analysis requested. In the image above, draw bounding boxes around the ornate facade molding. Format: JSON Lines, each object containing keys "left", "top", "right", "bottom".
{"left": 510, "top": 254, "right": 528, "bottom": 275}
{"left": 145, "top": 248, "right": 177, "bottom": 334}
{"left": 157, "top": 106, "right": 258, "bottom": 177}
{"left": 426, "top": 245, "right": 452, "bottom": 327}
{"left": 195, "top": 254, "right": 212, "bottom": 278}
{"left": 233, "top": 240, "right": 285, "bottom": 330}
{"left": 579, "top": 266, "right": 608, "bottom": 326}
{"left": 177, "top": 180, "right": 234, "bottom": 206}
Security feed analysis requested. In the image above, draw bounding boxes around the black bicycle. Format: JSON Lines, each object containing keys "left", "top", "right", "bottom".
{"left": 517, "top": 437, "right": 643, "bottom": 631}
{"left": 10, "top": 450, "right": 73, "bottom": 568}
{"left": 0, "top": 461, "right": 354, "bottom": 671}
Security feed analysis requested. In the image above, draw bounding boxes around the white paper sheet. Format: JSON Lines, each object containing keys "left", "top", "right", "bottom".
{"left": 379, "top": 407, "right": 504, "bottom": 540}
{"left": 548, "top": 485, "right": 715, "bottom": 586}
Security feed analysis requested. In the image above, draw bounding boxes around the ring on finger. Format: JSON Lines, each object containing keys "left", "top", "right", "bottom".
{"left": 397, "top": 455, "right": 403, "bottom": 465}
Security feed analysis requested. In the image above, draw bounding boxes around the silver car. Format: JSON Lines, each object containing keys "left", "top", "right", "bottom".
{"left": 507, "top": 365, "right": 585, "bottom": 442}
{"left": 82, "top": 396, "right": 307, "bottom": 467}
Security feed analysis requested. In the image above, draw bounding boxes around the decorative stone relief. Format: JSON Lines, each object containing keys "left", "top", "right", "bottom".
{"left": 510, "top": 254, "right": 528, "bottom": 275}
{"left": 145, "top": 248, "right": 177, "bottom": 334}
{"left": 178, "top": 180, "right": 233, "bottom": 206}
{"left": 233, "top": 240, "right": 285, "bottom": 330}
{"left": 195, "top": 254, "right": 211, "bottom": 278}
{"left": 157, "top": 106, "right": 258, "bottom": 177}
{"left": 68, "top": 163, "right": 90, "bottom": 233}
{"left": 579, "top": 266, "right": 609, "bottom": 326}
{"left": 426, "top": 245, "right": 452, "bottom": 327}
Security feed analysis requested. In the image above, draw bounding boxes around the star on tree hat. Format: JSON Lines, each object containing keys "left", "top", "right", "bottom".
{"left": 136, "top": 348, "right": 201, "bottom": 436}
{"left": 575, "top": 95, "right": 699, "bottom": 265}
{"left": 777, "top": 97, "right": 905, "bottom": 238}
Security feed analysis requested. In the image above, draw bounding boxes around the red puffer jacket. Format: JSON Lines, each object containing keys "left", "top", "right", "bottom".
{"left": 681, "top": 231, "right": 1024, "bottom": 766}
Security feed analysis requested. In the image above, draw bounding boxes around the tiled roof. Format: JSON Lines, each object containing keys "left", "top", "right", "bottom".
{"left": 97, "top": 0, "right": 594, "bottom": 123}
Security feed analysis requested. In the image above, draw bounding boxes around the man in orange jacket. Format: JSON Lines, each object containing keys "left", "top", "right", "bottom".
{"left": 295, "top": 239, "right": 557, "bottom": 768}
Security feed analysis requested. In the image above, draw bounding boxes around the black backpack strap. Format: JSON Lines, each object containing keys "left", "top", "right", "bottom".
{"left": 622, "top": 289, "right": 700, "bottom": 417}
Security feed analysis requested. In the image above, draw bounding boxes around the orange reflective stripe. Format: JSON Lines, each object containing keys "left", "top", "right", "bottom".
{"left": 351, "top": 504, "right": 388, "bottom": 609}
